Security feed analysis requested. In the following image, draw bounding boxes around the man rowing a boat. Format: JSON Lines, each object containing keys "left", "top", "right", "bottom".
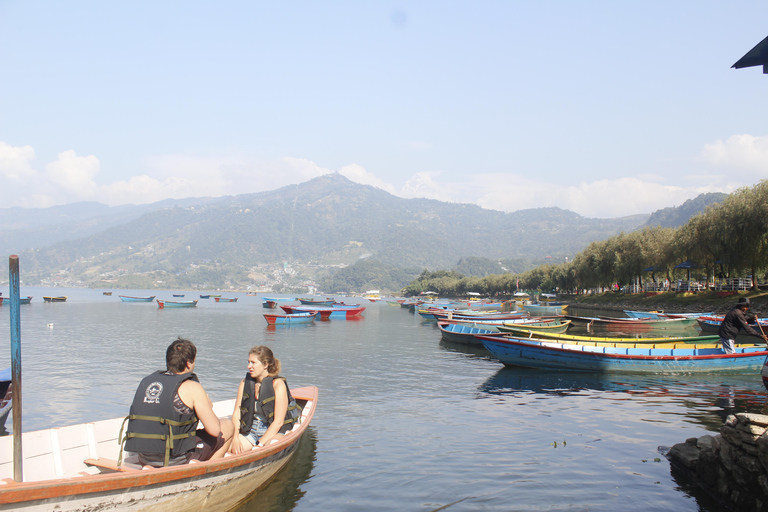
{"left": 123, "top": 338, "right": 234, "bottom": 467}
{"left": 718, "top": 298, "right": 768, "bottom": 354}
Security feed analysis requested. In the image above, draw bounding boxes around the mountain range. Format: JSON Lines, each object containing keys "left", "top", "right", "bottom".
{"left": 0, "top": 174, "right": 723, "bottom": 292}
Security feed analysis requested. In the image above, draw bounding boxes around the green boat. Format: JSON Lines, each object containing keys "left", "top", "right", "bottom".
{"left": 497, "top": 319, "right": 572, "bottom": 335}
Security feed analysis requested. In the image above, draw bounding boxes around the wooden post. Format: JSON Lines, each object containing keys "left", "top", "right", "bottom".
{"left": 9, "top": 255, "right": 22, "bottom": 483}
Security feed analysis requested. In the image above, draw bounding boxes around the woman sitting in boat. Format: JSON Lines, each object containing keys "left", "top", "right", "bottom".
{"left": 230, "top": 346, "right": 302, "bottom": 453}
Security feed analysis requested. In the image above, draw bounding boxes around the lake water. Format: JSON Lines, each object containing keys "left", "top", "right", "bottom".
{"left": 1, "top": 289, "right": 766, "bottom": 512}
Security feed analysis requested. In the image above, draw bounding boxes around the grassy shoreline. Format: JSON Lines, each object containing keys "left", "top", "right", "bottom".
{"left": 564, "top": 290, "right": 768, "bottom": 315}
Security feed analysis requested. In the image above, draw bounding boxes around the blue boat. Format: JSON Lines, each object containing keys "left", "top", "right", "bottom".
{"left": 478, "top": 334, "right": 768, "bottom": 374}
{"left": 0, "top": 296, "right": 32, "bottom": 305}
{"left": 0, "top": 367, "right": 10, "bottom": 428}
{"left": 263, "top": 311, "right": 318, "bottom": 325}
{"left": 172, "top": 294, "right": 185, "bottom": 298}
{"left": 118, "top": 295, "right": 156, "bottom": 302}
{"left": 157, "top": 299, "right": 198, "bottom": 308}
{"left": 624, "top": 309, "right": 714, "bottom": 319}
{"left": 437, "top": 322, "right": 502, "bottom": 346}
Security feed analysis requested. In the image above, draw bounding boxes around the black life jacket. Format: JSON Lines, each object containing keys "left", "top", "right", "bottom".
{"left": 120, "top": 371, "right": 200, "bottom": 467}
{"left": 238, "top": 374, "right": 301, "bottom": 436}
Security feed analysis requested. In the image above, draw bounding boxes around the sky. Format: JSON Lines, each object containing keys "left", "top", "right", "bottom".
{"left": 1, "top": 1, "right": 767, "bottom": 218}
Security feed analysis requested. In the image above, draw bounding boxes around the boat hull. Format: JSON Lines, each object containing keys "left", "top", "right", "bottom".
{"left": 263, "top": 312, "right": 318, "bottom": 324}
{"left": 118, "top": 296, "right": 155, "bottom": 302}
{"left": 479, "top": 335, "right": 768, "bottom": 373}
{"left": 43, "top": 296, "right": 67, "bottom": 303}
{"left": 157, "top": 300, "right": 198, "bottom": 308}
{"left": 0, "top": 388, "right": 318, "bottom": 512}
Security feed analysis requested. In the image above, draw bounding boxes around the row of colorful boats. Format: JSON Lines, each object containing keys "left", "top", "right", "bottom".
{"left": 428, "top": 305, "right": 768, "bottom": 374}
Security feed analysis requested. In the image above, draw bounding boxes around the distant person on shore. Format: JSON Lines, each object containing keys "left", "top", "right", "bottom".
{"left": 230, "top": 346, "right": 302, "bottom": 454}
{"left": 717, "top": 298, "right": 768, "bottom": 354}
{"left": 124, "top": 338, "right": 234, "bottom": 467}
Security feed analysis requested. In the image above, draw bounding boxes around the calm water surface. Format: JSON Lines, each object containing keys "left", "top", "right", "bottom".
{"left": 1, "top": 289, "right": 766, "bottom": 511}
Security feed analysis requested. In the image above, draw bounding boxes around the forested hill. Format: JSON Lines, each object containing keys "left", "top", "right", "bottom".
{"left": 644, "top": 192, "right": 727, "bottom": 228}
{"left": 5, "top": 174, "right": 652, "bottom": 285}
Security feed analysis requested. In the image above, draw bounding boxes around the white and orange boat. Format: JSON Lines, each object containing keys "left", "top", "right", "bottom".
{"left": 0, "top": 386, "right": 318, "bottom": 511}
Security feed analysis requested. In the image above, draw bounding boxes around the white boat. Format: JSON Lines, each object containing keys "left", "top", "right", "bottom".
{"left": 0, "top": 386, "right": 318, "bottom": 511}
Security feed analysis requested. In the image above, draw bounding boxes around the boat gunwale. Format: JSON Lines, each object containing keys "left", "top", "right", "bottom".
{"left": 0, "top": 386, "right": 318, "bottom": 505}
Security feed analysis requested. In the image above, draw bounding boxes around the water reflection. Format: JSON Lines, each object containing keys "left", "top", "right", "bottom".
{"left": 235, "top": 427, "right": 317, "bottom": 512}
{"left": 479, "top": 366, "right": 768, "bottom": 433}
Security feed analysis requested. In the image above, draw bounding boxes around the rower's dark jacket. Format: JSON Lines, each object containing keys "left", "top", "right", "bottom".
{"left": 124, "top": 371, "right": 200, "bottom": 463}
{"left": 718, "top": 307, "right": 762, "bottom": 340}
{"left": 238, "top": 374, "right": 301, "bottom": 436}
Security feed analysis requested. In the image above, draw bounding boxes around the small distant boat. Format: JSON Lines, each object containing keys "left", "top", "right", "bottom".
{"left": 157, "top": 299, "right": 198, "bottom": 308}
{"left": 262, "top": 296, "right": 293, "bottom": 302}
{"left": 245, "top": 292, "right": 259, "bottom": 296}
{"left": 118, "top": 295, "right": 155, "bottom": 302}
{"left": 199, "top": 294, "right": 210, "bottom": 299}
{"left": 263, "top": 311, "right": 319, "bottom": 325}
{"left": 172, "top": 294, "right": 185, "bottom": 298}
{"left": 102, "top": 292, "right": 112, "bottom": 296}
{"left": 0, "top": 367, "right": 11, "bottom": 428}
{"left": 43, "top": 296, "right": 67, "bottom": 303}
{"left": 297, "top": 298, "right": 335, "bottom": 306}
{"left": 209, "top": 294, "right": 221, "bottom": 298}
{"left": 280, "top": 305, "right": 365, "bottom": 319}
{"left": 0, "top": 296, "right": 32, "bottom": 305}
{"left": 262, "top": 300, "right": 278, "bottom": 309}
{"left": 214, "top": 297, "right": 238, "bottom": 303}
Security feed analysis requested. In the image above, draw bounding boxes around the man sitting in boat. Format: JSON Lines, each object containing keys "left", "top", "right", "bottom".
{"left": 718, "top": 298, "right": 768, "bottom": 354}
{"left": 229, "top": 345, "right": 301, "bottom": 453}
{"left": 123, "top": 338, "right": 234, "bottom": 467}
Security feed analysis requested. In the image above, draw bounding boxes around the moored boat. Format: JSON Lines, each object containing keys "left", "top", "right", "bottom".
{"left": 297, "top": 298, "right": 335, "bottom": 306}
{"left": 0, "top": 387, "right": 318, "bottom": 511}
{"left": 0, "top": 296, "right": 32, "bottom": 305}
{"left": 172, "top": 294, "right": 185, "bottom": 298}
{"left": 157, "top": 299, "right": 198, "bottom": 309}
{"left": 437, "top": 322, "right": 504, "bottom": 346}
{"left": 623, "top": 309, "right": 714, "bottom": 319}
{"left": 497, "top": 319, "right": 572, "bottom": 335}
{"left": 102, "top": 292, "right": 112, "bottom": 296}
{"left": 263, "top": 312, "right": 319, "bottom": 325}
{"left": 262, "top": 300, "right": 278, "bottom": 309}
{"left": 509, "top": 331, "right": 722, "bottom": 345}
{"left": 522, "top": 303, "right": 566, "bottom": 316}
{"left": 565, "top": 315, "right": 699, "bottom": 332}
{"left": 280, "top": 305, "right": 365, "bottom": 319}
{"left": 696, "top": 316, "right": 767, "bottom": 334}
{"left": 478, "top": 334, "right": 768, "bottom": 373}
{"left": 43, "top": 296, "right": 67, "bottom": 302}
{"left": 0, "top": 368, "right": 11, "bottom": 429}
{"left": 118, "top": 295, "right": 155, "bottom": 303}
{"left": 214, "top": 297, "right": 238, "bottom": 303}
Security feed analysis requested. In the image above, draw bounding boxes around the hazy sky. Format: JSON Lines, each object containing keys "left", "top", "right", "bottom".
{"left": 1, "top": 1, "right": 767, "bottom": 218}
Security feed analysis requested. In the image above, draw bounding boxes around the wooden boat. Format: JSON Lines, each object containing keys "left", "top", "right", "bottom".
{"left": 427, "top": 310, "right": 527, "bottom": 322}
{"left": 522, "top": 303, "right": 566, "bottom": 316}
{"left": 506, "top": 331, "right": 722, "bottom": 345}
{"left": 245, "top": 292, "right": 259, "bottom": 296}
{"left": 43, "top": 296, "right": 67, "bottom": 302}
{"left": 118, "top": 295, "right": 155, "bottom": 303}
{"left": 437, "top": 322, "right": 504, "bottom": 346}
{"left": 156, "top": 299, "right": 198, "bottom": 309}
{"left": 0, "top": 387, "right": 318, "bottom": 511}
{"left": 0, "top": 296, "right": 32, "bottom": 305}
{"left": 262, "top": 300, "right": 278, "bottom": 309}
{"left": 214, "top": 297, "right": 238, "bottom": 303}
{"left": 199, "top": 294, "right": 211, "bottom": 299}
{"left": 102, "top": 292, "right": 112, "bottom": 296}
{"left": 497, "top": 319, "right": 572, "bottom": 335}
{"left": 297, "top": 298, "right": 335, "bottom": 306}
{"left": 478, "top": 334, "right": 768, "bottom": 373}
{"left": 209, "top": 295, "right": 221, "bottom": 298}
{"left": 565, "top": 315, "right": 699, "bottom": 332}
{"left": 172, "top": 294, "right": 185, "bottom": 298}
{"left": 0, "top": 368, "right": 11, "bottom": 429}
{"left": 263, "top": 312, "right": 319, "bottom": 325}
{"left": 280, "top": 305, "right": 365, "bottom": 319}
{"left": 623, "top": 309, "right": 713, "bottom": 319}
{"left": 262, "top": 297, "right": 294, "bottom": 302}
{"left": 696, "top": 315, "right": 768, "bottom": 334}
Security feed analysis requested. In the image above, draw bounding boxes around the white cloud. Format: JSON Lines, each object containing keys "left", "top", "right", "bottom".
{"left": 2, "top": 134, "right": 767, "bottom": 217}
{"left": 701, "top": 134, "right": 768, "bottom": 174}
{"left": 0, "top": 142, "right": 36, "bottom": 181}
{"left": 45, "top": 150, "right": 100, "bottom": 198}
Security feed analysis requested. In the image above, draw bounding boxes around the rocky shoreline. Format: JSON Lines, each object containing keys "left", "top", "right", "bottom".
{"left": 666, "top": 413, "right": 768, "bottom": 512}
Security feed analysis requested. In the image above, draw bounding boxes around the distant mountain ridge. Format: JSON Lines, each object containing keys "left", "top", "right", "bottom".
{"left": 0, "top": 174, "right": 719, "bottom": 289}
